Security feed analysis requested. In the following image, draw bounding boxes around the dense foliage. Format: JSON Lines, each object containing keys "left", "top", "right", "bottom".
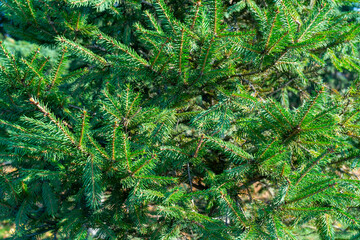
{"left": 0, "top": 0, "right": 360, "bottom": 239}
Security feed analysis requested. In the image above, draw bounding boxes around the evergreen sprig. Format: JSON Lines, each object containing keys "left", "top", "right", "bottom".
{"left": 0, "top": 0, "right": 359, "bottom": 239}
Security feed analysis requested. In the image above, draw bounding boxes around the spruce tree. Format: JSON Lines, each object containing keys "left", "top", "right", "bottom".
{"left": 0, "top": 0, "right": 360, "bottom": 239}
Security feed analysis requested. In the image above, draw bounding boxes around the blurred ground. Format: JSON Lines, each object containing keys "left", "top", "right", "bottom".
{"left": 0, "top": 221, "right": 13, "bottom": 238}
